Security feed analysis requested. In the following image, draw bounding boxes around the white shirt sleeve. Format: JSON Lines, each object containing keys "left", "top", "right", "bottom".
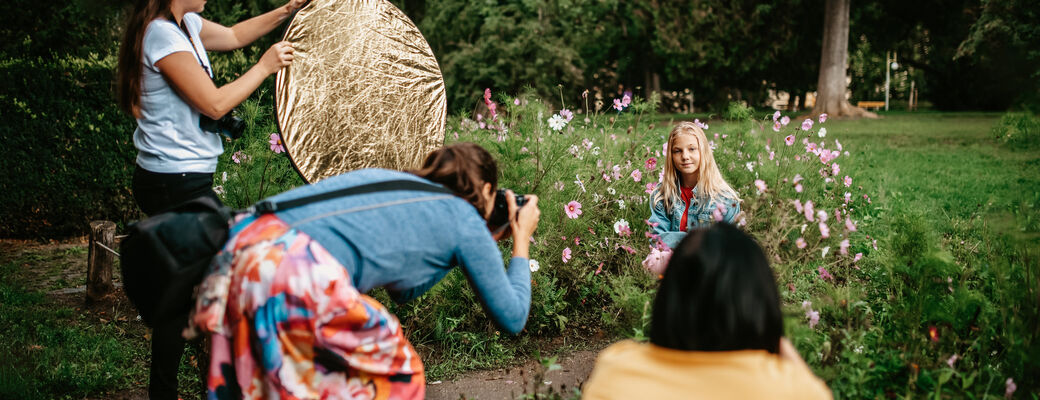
{"left": 142, "top": 19, "right": 194, "bottom": 72}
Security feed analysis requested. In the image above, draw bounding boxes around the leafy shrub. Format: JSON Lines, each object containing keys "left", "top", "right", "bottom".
{"left": 0, "top": 56, "right": 138, "bottom": 238}
{"left": 993, "top": 111, "right": 1040, "bottom": 149}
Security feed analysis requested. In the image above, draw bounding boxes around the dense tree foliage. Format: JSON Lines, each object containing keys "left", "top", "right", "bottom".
{"left": 2, "top": 0, "right": 1037, "bottom": 237}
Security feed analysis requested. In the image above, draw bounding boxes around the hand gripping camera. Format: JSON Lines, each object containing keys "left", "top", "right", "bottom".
{"left": 488, "top": 189, "right": 527, "bottom": 233}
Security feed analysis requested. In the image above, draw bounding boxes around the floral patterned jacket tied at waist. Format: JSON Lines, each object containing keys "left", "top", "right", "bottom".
{"left": 647, "top": 187, "right": 740, "bottom": 249}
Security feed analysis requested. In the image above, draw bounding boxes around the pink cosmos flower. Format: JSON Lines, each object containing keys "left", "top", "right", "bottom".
{"left": 819, "top": 113, "right": 828, "bottom": 123}
{"left": 612, "top": 165, "right": 622, "bottom": 180}
{"left": 819, "top": 221, "right": 830, "bottom": 238}
{"left": 818, "top": 266, "right": 834, "bottom": 280}
{"left": 645, "top": 157, "right": 657, "bottom": 171}
{"left": 796, "top": 237, "right": 807, "bottom": 249}
{"left": 793, "top": 174, "right": 804, "bottom": 184}
{"left": 854, "top": 253, "right": 863, "bottom": 262}
{"left": 562, "top": 247, "right": 572, "bottom": 263}
{"left": 564, "top": 201, "right": 583, "bottom": 219}
{"left": 560, "top": 109, "right": 574, "bottom": 122}
{"left": 769, "top": 151, "right": 775, "bottom": 160}
{"left": 694, "top": 118, "right": 709, "bottom": 130}
{"left": 835, "top": 139, "right": 843, "bottom": 151}
{"left": 946, "top": 354, "right": 959, "bottom": 368}
{"left": 773, "top": 111, "right": 781, "bottom": 121}
{"left": 645, "top": 182, "right": 658, "bottom": 194}
{"left": 614, "top": 219, "right": 632, "bottom": 237}
{"left": 269, "top": 133, "right": 285, "bottom": 153}
{"left": 840, "top": 239, "right": 850, "bottom": 255}
{"left": 844, "top": 192, "right": 852, "bottom": 204}
{"left": 845, "top": 218, "right": 857, "bottom": 232}
{"left": 780, "top": 116, "right": 790, "bottom": 126}
{"left": 773, "top": 121, "right": 782, "bottom": 132}
{"left": 754, "top": 179, "right": 768, "bottom": 193}
{"left": 1005, "top": 378, "right": 1016, "bottom": 398}
{"left": 844, "top": 176, "right": 853, "bottom": 187}
{"left": 794, "top": 199, "right": 804, "bottom": 213}
{"left": 817, "top": 210, "right": 829, "bottom": 222}
{"left": 613, "top": 99, "right": 624, "bottom": 111}
{"left": 795, "top": 183, "right": 803, "bottom": 193}
{"left": 785, "top": 135, "right": 795, "bottom": 146}
{"left": 801, "top": 118, "right": 814, "bottom": 131}
{"left": 514, "top": 98, "right": 521, "bottom": 105}
{"left": 602, "top": 173, "right": 611, "bottom": 182}
{"left": 631, "top": 169, "right": 642, "bottom": 182}
{"left": 804, "top": 200, "right": 816, "bottom": 222}
{"left": 806, "top": 142, "right": 818, "bottom": 154}
{"left": 808, "top": 310, "right": 820, "bottom": 328}
{"left": 232, "top": 150, "right": 246, "bottom": 164}
{"left": 832, "top": 163, "right": 841, "bottom": 175}
{"left": 483, "top": 88, "right": 497, "bottom": 120}
{"left": 554, "top": 181, "right": 565, "bottom": 191}
{"left": 622, "top": 91, "right": 632, "bottom": 107}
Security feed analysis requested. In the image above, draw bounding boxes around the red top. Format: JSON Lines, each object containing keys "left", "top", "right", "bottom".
{"left": 679, "top": 186, "right": 694, "bottom": 231}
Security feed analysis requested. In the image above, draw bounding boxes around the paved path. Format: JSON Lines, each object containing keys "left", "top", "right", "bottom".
{"left": 426, "top": 349, "right": 602, "bottom": 399}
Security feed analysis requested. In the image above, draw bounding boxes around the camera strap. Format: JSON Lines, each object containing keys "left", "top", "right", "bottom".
{"left": 168, "top": 16, "right": 212, "bottom": 78}
{"left": 249, "top": 179, "right": 453, "bottom": 214}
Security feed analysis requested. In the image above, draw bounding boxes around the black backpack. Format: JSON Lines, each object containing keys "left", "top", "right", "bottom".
{"left": 119, "top": 179, "right": 451, "bottom": 327}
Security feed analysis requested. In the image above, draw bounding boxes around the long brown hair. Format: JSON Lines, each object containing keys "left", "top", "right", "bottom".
{"left": 410, "top": 143, "right": 499, "bottom": 216}
{"left": 654, "top": 122, "right": 739, "bottom": 211}
{"left": 117, "top": 0, "right": 172, "bottom": 118}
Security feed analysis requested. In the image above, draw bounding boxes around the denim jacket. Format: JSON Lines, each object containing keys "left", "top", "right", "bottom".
{"left": 647, "top": 186, "right": 741, "bottom": 249}
{"left": 258, "top": 168, "right": 531, "bottom": 334}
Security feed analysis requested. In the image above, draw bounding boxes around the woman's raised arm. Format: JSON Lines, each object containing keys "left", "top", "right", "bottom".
{"left": 154, "top": 41, "right": 293, "bottom": 119}
{"left": 199, "top": 0, "right": 306, "bottom": 51}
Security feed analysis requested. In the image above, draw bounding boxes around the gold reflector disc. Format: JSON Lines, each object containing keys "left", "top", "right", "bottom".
{"left": 275, "top": 0, "right": 446, "bottom": 183}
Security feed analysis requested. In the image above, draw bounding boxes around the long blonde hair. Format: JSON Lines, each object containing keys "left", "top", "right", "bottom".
{"left": 655, "top": 121, "right": 739, "bottom": 212}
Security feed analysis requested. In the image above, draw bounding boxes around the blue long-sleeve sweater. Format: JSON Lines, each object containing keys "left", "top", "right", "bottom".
{"left": 262, "top": 169, "right": 531, "bottom": 334}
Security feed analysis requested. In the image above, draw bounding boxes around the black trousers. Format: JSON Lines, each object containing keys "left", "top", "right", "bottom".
{"left": 132, "top": 165, "right": 221, "bottom": 400}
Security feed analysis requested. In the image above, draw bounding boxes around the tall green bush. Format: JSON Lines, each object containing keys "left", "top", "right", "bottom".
{"left": 0, "top": 56, "right": 138, "bottom": 238}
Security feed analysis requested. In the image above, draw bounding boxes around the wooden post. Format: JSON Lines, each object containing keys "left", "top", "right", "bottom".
{"left": 87, "top": 220, "right": 116, "bottom": 304}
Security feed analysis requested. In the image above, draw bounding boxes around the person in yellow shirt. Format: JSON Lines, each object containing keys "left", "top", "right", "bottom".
{"left": 583, "top": 223, "right": 832, "bottom": 400}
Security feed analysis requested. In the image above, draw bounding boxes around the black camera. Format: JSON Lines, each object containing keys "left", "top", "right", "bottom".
{"left": 488, "top": 189, "right": 528, "bottom": 230}
{"left": 200, "top": 111, "right": 246, "bottom": 140}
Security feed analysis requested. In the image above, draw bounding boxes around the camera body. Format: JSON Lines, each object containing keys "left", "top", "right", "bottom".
{"left": 200, "top": 112, "right": 246, "bottom": 140}
{"left": 488, "top": 188, "right": 527, "bottom": 230}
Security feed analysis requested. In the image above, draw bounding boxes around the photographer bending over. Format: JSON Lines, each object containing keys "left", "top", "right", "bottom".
{"left": 116, "top": 0, "right": 303, "bottom": 397}
{"left": 189, "top": 143, "right": 540, "bottom": 399}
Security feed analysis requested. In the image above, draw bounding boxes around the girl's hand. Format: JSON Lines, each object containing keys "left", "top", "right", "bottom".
{"left": 259, "top": 41, "right": 294, "bottom": 74}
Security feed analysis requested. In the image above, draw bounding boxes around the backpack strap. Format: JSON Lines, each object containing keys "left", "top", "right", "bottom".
{"left": 249, "top": 179, "right": 453, "bottom": 214}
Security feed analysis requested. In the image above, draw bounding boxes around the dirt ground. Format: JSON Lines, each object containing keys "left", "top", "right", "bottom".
{"left": 1, "top": 238, "right": 608, "bottom": 399}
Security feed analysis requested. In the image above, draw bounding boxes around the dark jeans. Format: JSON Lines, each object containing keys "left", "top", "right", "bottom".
{"left": 132, "top": 165, "right": 221, "bottom": 216}
{"left": 132, "top": 165, "right": 221, "bottom": 400}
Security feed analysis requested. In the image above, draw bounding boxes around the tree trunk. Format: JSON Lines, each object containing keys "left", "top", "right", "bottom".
{"left": 811, "top": 0, "right": 877, "bottom": 119}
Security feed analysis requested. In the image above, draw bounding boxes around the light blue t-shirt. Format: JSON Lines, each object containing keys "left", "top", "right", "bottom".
{"left": 134, "top": 13, "right": 223, "bottom": 173}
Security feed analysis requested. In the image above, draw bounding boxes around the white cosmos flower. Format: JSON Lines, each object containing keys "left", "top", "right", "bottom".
{"left": 529, "top": 259, "right": 540, "bottom": 272}
{"left": 613, "top": 219, "right": 630, "bottom": 234}
{"left": 548, "top": 114, "right": 567, "bottom": 131}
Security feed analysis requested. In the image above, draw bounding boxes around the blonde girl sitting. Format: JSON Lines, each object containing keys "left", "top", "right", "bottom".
{"left": 648, "top": 121, "right": 741, "bottom": 249}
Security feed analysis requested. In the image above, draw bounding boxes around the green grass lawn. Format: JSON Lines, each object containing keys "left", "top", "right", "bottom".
{"left": 1, "top": 109, "right": 1036, "bottom": 399}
